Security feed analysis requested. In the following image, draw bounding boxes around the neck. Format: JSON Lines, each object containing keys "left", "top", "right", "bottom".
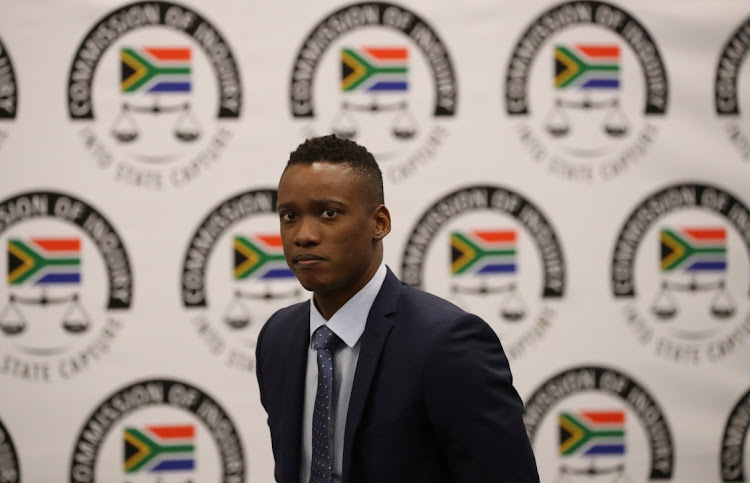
{"left": 314, "top": 256, "right": 382, "bottom": 320}
{"left": 313, "top": 295, "right": 338, "bottom": 321}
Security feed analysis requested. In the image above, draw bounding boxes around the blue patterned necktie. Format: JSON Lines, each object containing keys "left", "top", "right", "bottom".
{"left": 309, "top": 325, "right": 342, "bottom": 483}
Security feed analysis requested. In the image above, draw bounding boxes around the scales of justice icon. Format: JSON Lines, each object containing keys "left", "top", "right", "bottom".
{"left": 553, "top": 462, "right": 632, "bottom": 483}
{"left": 330, "top": 98, "right": 418, "bottom": 141}
{"left": 222, "top": 284, "right": 302, "bottom": 330}
{"left": 650, "top": 277, "right": 735, "bottom": 320}
{"left": 450, "top": 280, "right": 527, "bottom": 323}
{"left": 0, "top": 290, "right": 92, "bottom": 336}
{"left": 544, "top": 96, "right": 629, "bottom": 139}
{"left": 110, "top": 99, "right": 201, "bottom": 144}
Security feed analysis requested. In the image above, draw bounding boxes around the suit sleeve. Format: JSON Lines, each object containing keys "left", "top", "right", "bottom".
{"left": 255, "top": 317, "right": 267, "bottom": 411}
{"left": 423, "top": 313, "right": 540, "bottom": 482}
{"left": 255, "top": 308, "right": 280, "bottom": 413}
{"left": 254, "top": 311, "right": 284, "bottom": 483}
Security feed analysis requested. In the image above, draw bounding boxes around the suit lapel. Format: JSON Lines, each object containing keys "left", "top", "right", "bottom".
{"left": 342, "top": 268, "right": 401, "bottom": 481}
{"left": 279, "top": 304, "right": 310, "bottom": 483}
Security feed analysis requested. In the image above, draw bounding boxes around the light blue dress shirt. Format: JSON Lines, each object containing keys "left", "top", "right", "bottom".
{"left": 300, "top": 263, "right": 387, "bottom": 483}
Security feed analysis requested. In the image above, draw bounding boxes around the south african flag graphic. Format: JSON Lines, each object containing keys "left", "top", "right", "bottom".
{"left": 554, "top": 44, "right": 620, "bottom": 90}
{"left": 559, "top": 410, "right": 626, "bottom": 457}
{"left": 120, "top": 47, "right": 192, "bottom": 94}
{"left": 7, "top": 238, "right": 81, "bottom": 286}
{"left": 341, "top": 46, "right": 409, "bottom": 93}
{"left": 450, "top": 230, "right": 517, "bottom": 276}
{"left": 660, "top": 227, "right": 727, "bottom": 273}
{"left": 233, "top": 235, "right": 294, "bottom": 280}
{"left": 124, "top": 424, "right": 195, "bottom": 473}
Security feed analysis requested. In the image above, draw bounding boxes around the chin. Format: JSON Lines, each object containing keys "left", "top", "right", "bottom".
{"left": 294, "top": 274, "right": 327, "bottom": 293}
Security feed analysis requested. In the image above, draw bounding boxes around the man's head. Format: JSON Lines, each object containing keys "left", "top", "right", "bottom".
{"left": 285, "top": 134, "right": 384, "bottom": 208}
{"left": 277, "top": 135, "right": 391, "bottom": 317}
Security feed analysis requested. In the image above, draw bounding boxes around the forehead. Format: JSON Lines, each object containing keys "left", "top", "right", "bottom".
{"left": 278, "top": 162, "right": 367, "bottom": 203}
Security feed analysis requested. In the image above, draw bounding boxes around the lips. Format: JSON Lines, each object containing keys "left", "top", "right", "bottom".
{"left": 294, "top": 253, "right": 325, "bottom": 265}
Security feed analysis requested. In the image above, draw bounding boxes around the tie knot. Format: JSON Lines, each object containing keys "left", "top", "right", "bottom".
{"left": 313, "top": 325, "right": 342, "bottom": 350}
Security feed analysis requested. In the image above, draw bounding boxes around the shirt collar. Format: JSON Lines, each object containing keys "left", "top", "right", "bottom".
{"left": 309, "top": 263, "right": 387, "bottom": 349}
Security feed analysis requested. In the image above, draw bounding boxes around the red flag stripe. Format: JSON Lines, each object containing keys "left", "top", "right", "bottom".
{"left": 144, "top": 47, "right": 191, "bottom": 61}
{"left": 32, "top": 238, "right": 80, "bottom": 251}
{"left": 576, "top": 45, "right": 620, "bottom": 58}
{"left": 364, "top": 47, "right": 408, "bottom": 60}
{"left": 684, "top": 228, "right": 726, "bottom": 240}
{"left": 148, "top": 425, "right": 195, "bottom": 438}
{"left": 474, "top": 230, "right": 516, "bottom": 243}
{"left": 257, "top": 234, "right": 284, "bottom": 248}
{"left": 582, "top": 411, "right": 625, "bottom": 424}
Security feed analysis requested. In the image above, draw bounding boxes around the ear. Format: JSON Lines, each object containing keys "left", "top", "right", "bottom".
{"left": 372, "top": 204, "right": 391, "bottom": 241}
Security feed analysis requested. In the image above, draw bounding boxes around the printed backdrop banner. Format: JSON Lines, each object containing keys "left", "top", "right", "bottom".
{"left": 1, "top": 1, "right": 749, "bottom": 481}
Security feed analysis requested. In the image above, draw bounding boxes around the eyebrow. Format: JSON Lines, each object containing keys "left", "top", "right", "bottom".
{"left": 311, "top": 198, "right": 345, "bottom": 207}
{"left": 276, "top": 198, "right": 346, "bottom": 211}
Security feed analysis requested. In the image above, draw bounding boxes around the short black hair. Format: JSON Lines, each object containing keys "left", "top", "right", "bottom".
{"left": 285, "top": 134, "right": 384, "bottom": 205}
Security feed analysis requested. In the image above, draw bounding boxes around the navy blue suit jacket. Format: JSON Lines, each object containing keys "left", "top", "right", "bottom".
{"left": 255, "top": 268, "right": 539, "bottom": 482}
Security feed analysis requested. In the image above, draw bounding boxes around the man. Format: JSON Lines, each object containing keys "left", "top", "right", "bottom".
{"left": 256, "top": 134, "right": 539, "bottom": 482}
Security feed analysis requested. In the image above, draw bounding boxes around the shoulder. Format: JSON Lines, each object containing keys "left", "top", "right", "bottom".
{"left": 387, "top": 280, "right": 500, "bottom": 354}
{"left": 400, "top": 285, "right": 515, "bottom": 397}
{"left": 257, "top": 300, "right": 308, "bottom": 346}
{"left": 265, "top": 299, "right": 309, "bottom": 327}
{"left": 398, "top": 282, "right": 465, "bottom": 318}
{"left": 396, "top": 281, "right": 486, "bottom": 331}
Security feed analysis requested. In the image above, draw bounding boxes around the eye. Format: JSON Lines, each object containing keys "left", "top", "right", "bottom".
{"left": 280, "top": 211, "right": 296, "bottom": 221}
{"left": 321, "top": 208, "right": 338, "bottom": 219}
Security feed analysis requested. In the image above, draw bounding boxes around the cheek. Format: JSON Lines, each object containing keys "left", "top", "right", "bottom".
{"left": 338, "top": 229, "right": 373, "bottom": 255}
{"left": 280, "top": 238, "right": 294, "bottom": 258}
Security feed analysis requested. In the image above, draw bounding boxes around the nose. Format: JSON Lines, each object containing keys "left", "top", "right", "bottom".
{"left": 293, "top": 216, "right": 320, "bottom": 247}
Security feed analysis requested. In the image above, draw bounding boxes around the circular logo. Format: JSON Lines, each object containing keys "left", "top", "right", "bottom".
{"left": 181, "top": 189, "right": 305, "bottom": 372}
{"left": 715, "top": 16, "right": 750, "bottom": 162}
{"left": 0, "top": 191, "right": 132, "bottom": 382}
{"left": 289, "top": 1, "right": 457, "bottom": 184}
{"left": 524, "top": 365, "right": 674, "bottom": 481}
{"left": 0, "top": 34, "right": 19, "bottom": 152}
{"left": 400, "top": 185, "right": 565, "bottom": 360}
{"left": 69, "top": 378, "right": 245, "bottom": 482}
{"left": 721, "top": 387, "right": 750, "bottom": 482}
{"left": 611, "top": 182, "right": 750, "bottom": 364}
{"left": 505, "top": 1, "right": 668, "bottom": 182}
{"left": 0, "top": 415, "right": 20, "bottom": 483}
{"left": 66, "top": 1, "right": 242, "bottom": 190}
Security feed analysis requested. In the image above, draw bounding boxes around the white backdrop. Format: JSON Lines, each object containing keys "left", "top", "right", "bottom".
{"left": 1, "top": 1, "right": 750, "bottom": 481}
